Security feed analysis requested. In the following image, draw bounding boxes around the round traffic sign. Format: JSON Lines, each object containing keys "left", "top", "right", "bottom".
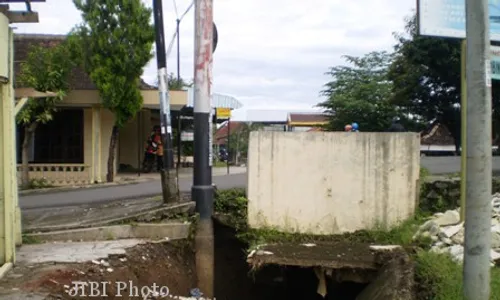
{"left": 213, "top": 22, "right": 218, "bottom": 53}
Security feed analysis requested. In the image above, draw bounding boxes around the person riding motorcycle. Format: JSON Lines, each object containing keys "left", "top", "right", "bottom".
{"left": 387, "top": 117, "right": 406, "bottom": 132}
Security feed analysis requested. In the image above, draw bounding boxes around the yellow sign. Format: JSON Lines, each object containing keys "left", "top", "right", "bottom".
{"left": 216, "top": 108, "right": 231, "bottom": 119}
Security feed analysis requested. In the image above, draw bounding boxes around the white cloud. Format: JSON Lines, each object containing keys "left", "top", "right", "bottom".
{"left": 8, "top": 0, "right": 416, "bottom": 120}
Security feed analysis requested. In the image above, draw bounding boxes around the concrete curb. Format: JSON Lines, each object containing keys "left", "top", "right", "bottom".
{"left": 23, "top": 201, "right": 196, "bottom": 233}
{"left": 23, "top": 222, "right": 191, "bottom": 243}
{"left": 18, "top": 178, "right": 155, "bottom": 196}
{"left": 0, "top": 263, "right": 12, "bottom": 281}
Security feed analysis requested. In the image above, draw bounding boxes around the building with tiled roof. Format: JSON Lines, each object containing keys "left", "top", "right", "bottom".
{"left": 287, "top": 112, "right": 328, "bottom": 132}
{"left": 13, "top": 33, "right": 189, "bottom": 185}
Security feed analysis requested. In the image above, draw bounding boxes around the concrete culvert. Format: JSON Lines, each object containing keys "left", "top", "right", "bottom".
{"left": 246, "top": 241, "right": 415, "bottom": 300}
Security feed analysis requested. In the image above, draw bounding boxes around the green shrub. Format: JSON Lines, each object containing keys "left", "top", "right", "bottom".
{"left": 27, "top": 178, "right": 54, "bottom": 189}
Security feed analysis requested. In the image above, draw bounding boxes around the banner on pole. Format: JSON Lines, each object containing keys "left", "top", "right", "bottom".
{"left": 418, "top": 0, "right": 500, "bottom": 41}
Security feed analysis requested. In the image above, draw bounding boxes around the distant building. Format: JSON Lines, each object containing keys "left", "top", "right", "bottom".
{"left": 214, "top": 121, "right": 245, "bottom": 146}
{"left": 420, "top": 122, "right": 456, "bottom": 155}
{"left": 287, "top": 112, "right": 328, "bottom": 132}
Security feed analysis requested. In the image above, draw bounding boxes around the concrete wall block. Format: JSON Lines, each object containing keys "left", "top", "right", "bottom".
{"left": 247, "top": 132, "right": 420, "bottom": 235}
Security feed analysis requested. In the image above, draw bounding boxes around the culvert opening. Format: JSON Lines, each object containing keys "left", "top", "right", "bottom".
{"left": 213, "top": 220, "right": 402, "bottom": 300}
{"left": 264, "top": 265, "right": 372, "bottom": 300}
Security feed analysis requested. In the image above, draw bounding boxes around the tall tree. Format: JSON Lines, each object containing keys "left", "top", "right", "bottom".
{"left": 318, "top": 51, "right": 399, "bottom": 132}
{"left": 389, "top": 15, "right": 463, "bottom": 152}
{"left": 71, "top": 0, "right": 155, "bottom": 182}
{"left": 17, "top": 43, "right": 73, "bottom": 188}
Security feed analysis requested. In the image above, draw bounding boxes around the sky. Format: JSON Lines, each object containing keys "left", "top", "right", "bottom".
{"left": 8, "top": 0, "right": 416, "bottom": 120}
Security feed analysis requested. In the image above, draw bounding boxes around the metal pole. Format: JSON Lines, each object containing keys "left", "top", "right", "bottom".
{"left": 176, "top": 18, "right": 181, "bottom": 82}
{"left": 177, "top": 112, "right": 182, "bottom": 169}
{"left": 193, "top": 0, "right": 214, "bottom": 296}
{"left": 153, "top": 0, "right": 177, "bottom": 203}
{"left": 227, "top": 118, "right": 230, "bottom": 174}
{"left": 460, "top": 39, "right": 467, "bottom": 221}
{"left": 463, "top": 0, "right": 492, "bottom": 298}
{"left": 137, "top": 111, "right": 141, "bottom": 177}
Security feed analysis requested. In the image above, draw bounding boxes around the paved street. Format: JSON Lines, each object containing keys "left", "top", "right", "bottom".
{"left": 421, "top": 156, "right": 500, "bottom": 175}
{"left": 20, "top": 173, "right": 247, "bottom": 209}
{"left": 19, "top": 156, "right": 500, "bottom": 210}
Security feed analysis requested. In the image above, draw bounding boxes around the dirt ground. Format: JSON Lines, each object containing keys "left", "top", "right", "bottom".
{"left": 0, "top": 241, "right": 197, "bottom": 299}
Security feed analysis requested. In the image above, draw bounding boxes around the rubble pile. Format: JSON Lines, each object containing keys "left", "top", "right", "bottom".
{"left": 413, "top": 193, "right": 500, "bottom": 265}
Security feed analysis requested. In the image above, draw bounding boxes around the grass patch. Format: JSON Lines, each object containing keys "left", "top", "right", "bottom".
{"left": 420, "top": 167, "right": 430, "bottom": 181}
{"left": 22, "top": 234, "right": 41, "bottom": 244}
{"left": 213, "top": 161, "right": 230, "bottom": 168}
{"left": 415, "top": 251, "right": 500, "bottom": 300}
{"left": 213, "top": 188, "right": 248, "bottom": 232}
{"left": 238, "top": 214, "right": 432, "bottom": 251}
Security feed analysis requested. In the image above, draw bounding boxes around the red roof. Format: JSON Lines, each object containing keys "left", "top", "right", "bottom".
{"left": 214, "top": 121, "right": 244, "bottom": 145}
{"left": 288, "top": 113, "right": 328, "bottom": 124}
{"left": 14, "top": 34, "right": 155, "bottom": 90}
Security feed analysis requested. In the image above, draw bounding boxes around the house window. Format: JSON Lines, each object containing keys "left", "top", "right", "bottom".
{"left": 16, "top": 109, "right": 84, "bottom": 164}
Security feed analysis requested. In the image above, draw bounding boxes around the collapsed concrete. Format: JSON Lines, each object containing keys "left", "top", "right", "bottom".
{"left": 356, "top": 245, "right": 414, "bottom": 300}
{"left": 247, "top": 242, "right": 414, "bottom": 299}
{"left": 413, "top": 194, "right": 500, "bottom": 265}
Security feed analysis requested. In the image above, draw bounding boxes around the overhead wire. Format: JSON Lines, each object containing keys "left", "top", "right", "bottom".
{"left": 165, "top": 0, "right": 194, "bottom": 58}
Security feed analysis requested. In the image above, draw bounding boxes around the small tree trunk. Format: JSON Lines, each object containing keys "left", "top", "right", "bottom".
{"left": 106, "top": 125, "right": 119, "bottom": 182}
{"left": 21, "top": 123, "right": 37, "bottom": 189}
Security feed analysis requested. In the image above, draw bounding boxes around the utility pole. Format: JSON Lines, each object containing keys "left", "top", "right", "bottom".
{"left": 193, "top": 0, "right": 214, "bottom": 297}
{"left": 463, "top": 0, "right": 492, "bottom": 298}
{"left": 176, "top": 18, "right": 181, "bottom": 82}
{"left": 153, "top": 0, "right": 178, "bottom": 203}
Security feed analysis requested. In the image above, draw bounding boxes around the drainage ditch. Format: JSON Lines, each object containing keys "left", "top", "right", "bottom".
{"left": 214, "top": 221, "right": 415, "bottom": 300}
{"left": 5, "top": 220, "right": 413, "bottom": 299}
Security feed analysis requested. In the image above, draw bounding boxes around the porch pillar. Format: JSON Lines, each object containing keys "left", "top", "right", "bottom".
{"left": 0, "top": 20, "right": 17, "bottom": 265}
{"left": 91, "top": 105, "right": 102, "bottom": 183}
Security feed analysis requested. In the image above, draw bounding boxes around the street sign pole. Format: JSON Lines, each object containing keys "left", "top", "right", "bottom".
{"left": 460, "top": 39, "right": 467, "bottom": 222}
{"left": 153, "top": 0, "right": 178, "bottom": 203}
{"left": 463, "top": 0, "right": 492, "bottom": 298}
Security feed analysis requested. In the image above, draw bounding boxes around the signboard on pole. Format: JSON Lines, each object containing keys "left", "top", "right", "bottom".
{"left": 216, "top": 108, "right": 231, "bottom": 119}
{"left": 491, "top": 46, "right": 500, "bottom": 80}
{"left": 418, "top": 0, "right": 500, "bottom": 41}
{"left": 181, "top": 131, "right": 194, "bottom": 141}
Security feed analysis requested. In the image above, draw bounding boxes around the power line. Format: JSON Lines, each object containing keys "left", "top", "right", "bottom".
{"left": 172, "top": 0, "right": 179, "bottom": 18}
{"left": 165, "top": 1, "right": 194, "bottom": 58}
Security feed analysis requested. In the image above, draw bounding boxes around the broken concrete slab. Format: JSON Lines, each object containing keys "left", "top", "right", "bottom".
{"left": 22, "top": 199, "right": 195, "bottom": 233}
{"left": 356, "top": 251, "right": 414, "bottom": 300}
{"left": 16, "top": 239, "right": 145, "bottom": 264}
{"left": 23, "top": 222, "right": 190, "bottom": 243}
{"left": 247, "top": 241, "right": 377, "bottom": 270}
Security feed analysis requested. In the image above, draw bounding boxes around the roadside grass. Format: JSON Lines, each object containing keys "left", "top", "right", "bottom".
{"left": 415, "top": 251, "right": 500, "bottom": 300}
{"left": 212, "top": 161, "right": 229, "bottom": 168}
{"left": 213, "top": 185, "right": 500, "bottom": 300}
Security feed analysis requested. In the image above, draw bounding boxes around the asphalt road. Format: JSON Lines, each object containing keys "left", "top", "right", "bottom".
{"left": 420, "top": 156, "right": 500, "bottom": 175}
{"left": 19, "top": 156, "right": 500, "bottom": 209}
{"left": 20, "top": 173, "right": 247, "bottom": 209}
